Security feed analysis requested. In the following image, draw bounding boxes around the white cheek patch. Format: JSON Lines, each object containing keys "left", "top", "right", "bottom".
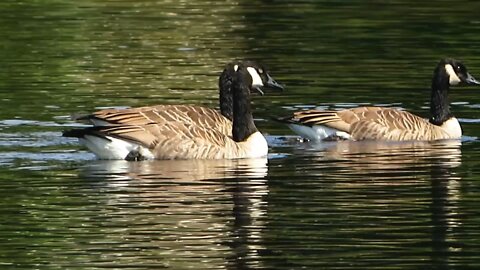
{"left": 234, "top": 64, "right": 238, "bottom": 71}
{"left": 246, "top": 67, "right": 264, "bottom": 87}
{"left": 445, "top": 64, "right": 461, "bottom": 85}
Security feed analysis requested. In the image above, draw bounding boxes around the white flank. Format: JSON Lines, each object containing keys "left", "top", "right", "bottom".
{"left": 445, "top": 64, "right": 461, "bottom": 85}
{"left": 440, "top": 117, "right": 462, "bottom": 138}
{"left": 243, "top": 131, "right": 268, "bottom": 158}
{"left": 80, "top": 135, "right": 155, "bottom": 160}
{"left": 246, "top": 67, "right": 264, "bottom": 87}
{"left": 288, "top": 124, "right": 351, "bottom": 141}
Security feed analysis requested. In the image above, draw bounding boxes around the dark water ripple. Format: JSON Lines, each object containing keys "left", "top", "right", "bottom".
{"left": 2, "top": 0, "right": 480, "bottom": 269}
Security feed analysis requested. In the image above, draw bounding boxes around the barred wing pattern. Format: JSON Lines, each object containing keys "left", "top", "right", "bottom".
{"left": 290, "top": 107, "right": 457, "bottom": 141}
{"left": 82, "top": 105, "right": 232, "bottom": 137}
{"left": 89, "top": 122, "right": 254, "bottom": 159}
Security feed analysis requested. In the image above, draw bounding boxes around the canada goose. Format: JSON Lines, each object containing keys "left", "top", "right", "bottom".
{"left": 278, "top": 58, "right": 480, "bottom": 141}
{"left": 63, "top": 63, "right": 284, "bottom": 160}
{"left": 77, "top": 61, "right": 281, "bottom": 137}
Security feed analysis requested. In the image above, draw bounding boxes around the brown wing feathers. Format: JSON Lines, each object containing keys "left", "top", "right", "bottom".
{"left": 83, "top": 105, "right": 226, "bottom": 125}
{"left": 292, "top": 110, "right": 341, "bottom": 126}
{"left": 286, "top": 107, "right": 447, "bottom": 141}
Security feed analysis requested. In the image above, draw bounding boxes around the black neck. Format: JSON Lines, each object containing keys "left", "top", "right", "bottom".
{"left": 429, "top": 66, "right": 452, "bottom": 125}
{"left": 232, "top": 70, "right": 258, "bottom": 142}
{"left": 219, "top": 65, "right": 235, "bottom": 121}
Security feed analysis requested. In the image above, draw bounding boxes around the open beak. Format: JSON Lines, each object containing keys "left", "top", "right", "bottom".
{"left": 265, "top": 74, "right": 285, "bottom": 91}
{"left": 465, "top": 72, "right": 480, "bottom": 85}
{"left": 251, "top": 74, "right": 284, "bottom": 96}
{"left": 252, "top": 86, "right": 265, "bottom": 96}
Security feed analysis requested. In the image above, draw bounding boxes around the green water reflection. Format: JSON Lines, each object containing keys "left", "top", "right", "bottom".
{"left": 1, "top": 0, "right": 480, "bottom": 269}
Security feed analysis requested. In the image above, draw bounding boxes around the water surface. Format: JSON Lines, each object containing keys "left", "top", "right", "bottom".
{"left": 1, "top": 0, "right": 480, "bottom": 269}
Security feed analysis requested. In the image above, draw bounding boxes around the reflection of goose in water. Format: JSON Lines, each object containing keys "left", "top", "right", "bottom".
{"left": 83, "top": 157, "right": 268, "bottom": 182}
{"left": 297, "top": 139, "right": 462, "bottom": 170}
{"left": 79, "top": 157, "right": 269, "bottom": 269}
{"left": 283, "top": 139, "right": 462, "bottom": 269}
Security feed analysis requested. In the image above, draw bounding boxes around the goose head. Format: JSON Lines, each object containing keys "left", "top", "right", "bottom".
{"left": 441, "top": 58, "right": 480, "bottom": 86}
{"left": 219, "top": 61, "right": 283, "bottom": 121}
{"left": 430, "top": 58, "right": 480, "bottom": 125}
{"left": 239, "top": 61, "right": 284, "bottom": 95}
{"left": 221, "top": 61, "right": 284, "bottom": 95}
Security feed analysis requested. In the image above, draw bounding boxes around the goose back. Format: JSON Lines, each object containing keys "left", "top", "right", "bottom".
{"left": 82, "top": 104, "right": 232, "bottom": 136}
{"left": 290, "top": 107, "right": 461, "bottom": 141}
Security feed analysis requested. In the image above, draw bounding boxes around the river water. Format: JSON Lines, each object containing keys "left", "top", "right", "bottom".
{"left": 1, "top": 0, "right": 480, "bottom": 269}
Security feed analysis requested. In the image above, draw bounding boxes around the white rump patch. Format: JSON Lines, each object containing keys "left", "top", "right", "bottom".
{"left": 246, "top": 67, "right": 264, "bottom": 87}
{"left": 440, "top": 117, "right": 462, "bottom": 138}
{"left": 288, "top": 124, "right": 351, "bottom": 141}
{"left": 445, "top": 64, "right": 461, "bottom": 85}
{"left": 80, "top": 135, "right": 155, "bottom": 160}
{"left": 234, "top": 64, "right": 239, "bottom": 71}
